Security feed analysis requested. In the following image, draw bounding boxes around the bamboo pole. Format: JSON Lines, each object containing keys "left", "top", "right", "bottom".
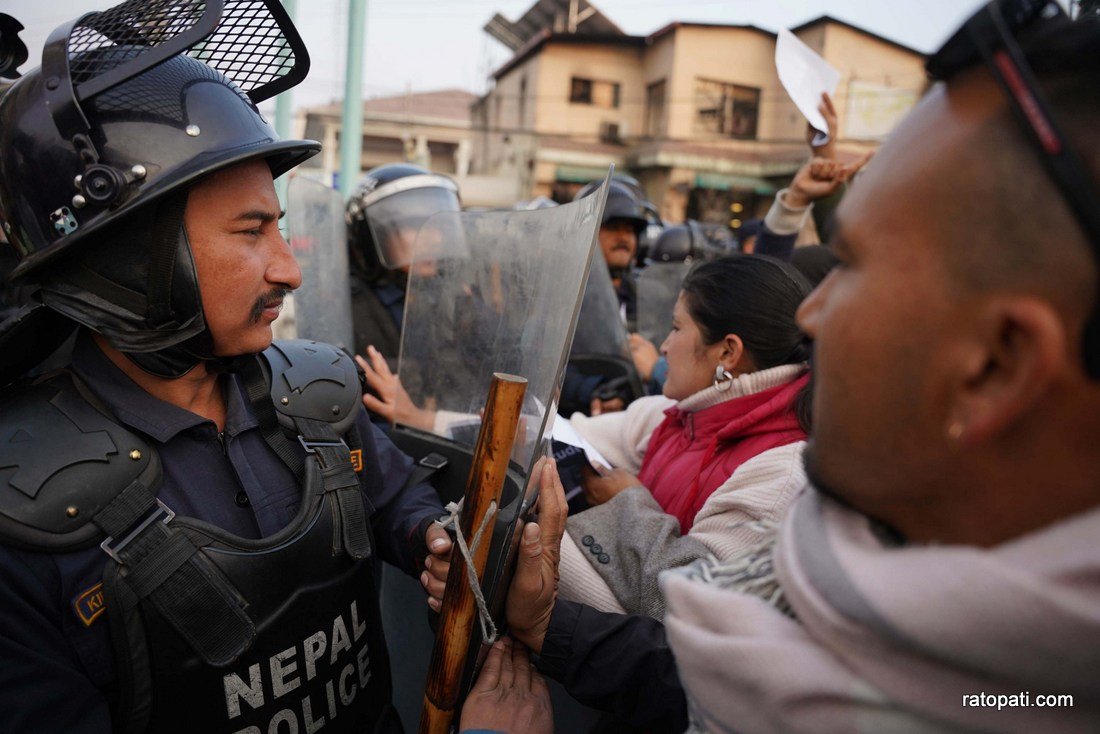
{"left": 419, "top": 373, "right": 527, "bottom": 734}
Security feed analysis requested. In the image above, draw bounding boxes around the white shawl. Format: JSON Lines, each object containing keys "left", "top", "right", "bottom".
{"left": 662, "top": 489, "right": 1100, "bottom": 733}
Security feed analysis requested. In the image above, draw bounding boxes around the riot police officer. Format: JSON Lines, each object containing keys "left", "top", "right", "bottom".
{"left": 558, "top": 180, "right": 650, "bottom": 417}
{"left": 574, "top": 180, "right": 648, "bottom": 331}
{"left": 631, "top": 222, "right": 710, "bottom": 394}
{"left": 0, "top": 3, "right": 454, "bottom": 731}
{"left": 345, "top": 163, "right": 462, "bottom": 360}
{"left": 578, "top": 172, "right": 663, "bottom": 266}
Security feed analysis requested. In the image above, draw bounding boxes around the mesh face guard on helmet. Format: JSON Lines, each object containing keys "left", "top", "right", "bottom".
{"left": 1, "top": 0, "right": 315, "bottom": 279}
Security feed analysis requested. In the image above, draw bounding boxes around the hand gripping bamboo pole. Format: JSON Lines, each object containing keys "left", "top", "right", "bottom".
{"left": 419, "top": 373, "right": 527, "bottom": 734}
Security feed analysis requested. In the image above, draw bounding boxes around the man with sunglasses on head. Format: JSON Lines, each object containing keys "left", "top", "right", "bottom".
{"left": 503, "top": 2, "right": 1100, "bottom": 731}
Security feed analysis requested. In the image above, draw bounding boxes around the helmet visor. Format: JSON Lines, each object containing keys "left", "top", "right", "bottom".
{"left": 367, "top": 185, "right": 462, "bottom": 269}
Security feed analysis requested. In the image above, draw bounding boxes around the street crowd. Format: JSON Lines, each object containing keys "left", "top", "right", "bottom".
{"left": 0, "top": 1, "right": 1097, "bottom": 732}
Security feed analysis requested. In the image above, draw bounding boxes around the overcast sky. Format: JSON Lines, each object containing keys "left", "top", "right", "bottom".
{"left": 5, "top": 0, "right": 1058, "bottom": 111}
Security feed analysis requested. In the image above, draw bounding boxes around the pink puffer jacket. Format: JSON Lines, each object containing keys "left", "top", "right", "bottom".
{"left": 639, "top": 372, "right": 809, "bottom": 532}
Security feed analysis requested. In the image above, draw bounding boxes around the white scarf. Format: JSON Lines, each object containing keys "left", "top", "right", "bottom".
{"left": 675, "top": 363, "right": 806, "bottom": 413}
{"left": 661, "top": 489, "right": 1100, "bottom": 733}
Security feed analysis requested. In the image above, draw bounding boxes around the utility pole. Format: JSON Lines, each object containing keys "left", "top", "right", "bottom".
{"left": 340, "top": 0, "right": 367, "bottom": 198}
{"left": 274, "top": 0, "right": 297, "bottom": 208}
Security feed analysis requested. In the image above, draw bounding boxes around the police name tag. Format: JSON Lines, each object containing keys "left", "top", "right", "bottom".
{"left": 72, "top": 582, "right": 106, "bottom": 627}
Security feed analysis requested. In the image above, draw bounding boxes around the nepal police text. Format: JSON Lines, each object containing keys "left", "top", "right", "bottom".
{"left": 223, "top": 600, "right": 372, "bottom": 733}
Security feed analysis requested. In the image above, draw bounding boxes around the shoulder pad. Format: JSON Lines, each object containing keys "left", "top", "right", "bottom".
{"left": 0, "top": 372, "right": 161, "bottom": 552}
{"left": 262, "top": 340, "right": 362, "bottom": 438}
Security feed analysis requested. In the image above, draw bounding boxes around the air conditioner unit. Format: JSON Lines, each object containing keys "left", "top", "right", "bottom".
{"left": 599, "top": 121, "right": 624, "bottom": 144}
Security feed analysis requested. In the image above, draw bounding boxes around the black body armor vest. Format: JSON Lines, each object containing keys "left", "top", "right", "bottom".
{"left": 0, "top": 339, "right": 401, "bottom": 733}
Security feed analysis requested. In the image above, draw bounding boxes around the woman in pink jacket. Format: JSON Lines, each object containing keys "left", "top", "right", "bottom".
{"left": 559, "top": 255, "right": 813, "bottom": 618}
{"left": 578, "top": 255, "right": 812, "bottom": 529}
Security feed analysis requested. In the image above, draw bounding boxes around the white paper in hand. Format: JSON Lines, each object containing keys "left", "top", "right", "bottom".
{"left": 551, "top": 418, "right": 612, "bottom": 473}
{"left": 776, "top": 27, "right": 841, "bottom": 144}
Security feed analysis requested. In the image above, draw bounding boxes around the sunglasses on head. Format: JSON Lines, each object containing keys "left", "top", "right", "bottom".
{"left": 927, "top": 0, "right": 1100, "bottom": 377}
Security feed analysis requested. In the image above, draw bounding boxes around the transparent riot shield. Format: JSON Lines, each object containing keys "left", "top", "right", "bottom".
{"left": 559, "top": 253, "right": 645, "bottom": 416}
{"left": 398, "top": 194, "right": 611, "bottom": 458}
{"left": 382, "top": 177, "right": 610, "bottom": 728}
{"left": 282, "top": 176, "right": 354, "bottom": 351}
{"left": 635, "top": 261, "right": 693, "bottom": 346}
{"left": 571, "top": 254, "right": 633, "bottom": 362}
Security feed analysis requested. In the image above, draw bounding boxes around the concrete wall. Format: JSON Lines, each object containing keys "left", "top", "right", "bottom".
{"left": 495, "top": 54, "right": 541, "bottom": 135}
{"left": 822, "top": 24, "right": 927, "bottom": 89}
{"left": 640, "top": 33, "right": 676, "bottom": 138}
{"left": 819, "top": 24, "right": 927, "bottom": 141}
{"left": 532, "top": 43, "right": 646, "bottom": 139}
{"left": 478, "top": 55, "right": 542, "bottom": 192}
{"left": 659, "top": 27, "right": 803, "bottom": 144}
{"left": 795, "top": 24, "right": 827, "bottom": 55}
{"left": 298, "top": 113, "right": 472, "bottom": 189}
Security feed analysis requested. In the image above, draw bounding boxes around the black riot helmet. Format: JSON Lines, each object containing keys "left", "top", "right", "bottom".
{"left": 650, "top": 220, "right": 736, "bottom": 263}
{"left": 0, "top": 0, "right": 319, "bottom": 378}
{"left": 0, "top": 13, "right": 29, "bottom": 80}
{"left": 345, "top": 162, "right": 462, "bottom": 283}
{"left": 592, "top": 171, "right": 646, "bottom": 204}
{"left": 605, "top": 174, "right": 666, "bottom": 267}
{"left": 650, "top": 222, "right": 702, "bottom": 262}
{"left": 575, "top": 178, "right": 647, "bottom": 235}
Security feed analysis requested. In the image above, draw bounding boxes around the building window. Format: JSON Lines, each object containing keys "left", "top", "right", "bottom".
{"left": 570, "top": 77, "right": 620, "bottom": 108}
{"left": 518, "top": 75, "right": 527, "bottom": 128}
{"left": 694, "top": 78, "right": 760, "bottom": 139}
{"left": 599, "top": 121, "right": 623, "bottom": 144}
{"left": 645, "top": 79, "right": 666, "bottom": 138}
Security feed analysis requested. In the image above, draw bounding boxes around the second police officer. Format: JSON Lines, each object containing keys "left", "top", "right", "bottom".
{"left": 344, "top": 163, "right": 462, "bottom": 361}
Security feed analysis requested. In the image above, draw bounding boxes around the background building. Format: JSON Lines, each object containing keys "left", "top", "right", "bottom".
{"left": 298, "top": 88, "right": 473, "bottom": 185}
{"left": 297, "top": 88, "right": 523, "bottom": 207}
{"left": 296, "top": 0, "right": 926, "bottom": 222}
{"left": 472, "top": 2, "right": 926, "bottom": 230}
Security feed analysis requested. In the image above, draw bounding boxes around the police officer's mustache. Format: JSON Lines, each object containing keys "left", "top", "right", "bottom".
{"left": 249, "top": 288, "right": 290, "bottom": 323}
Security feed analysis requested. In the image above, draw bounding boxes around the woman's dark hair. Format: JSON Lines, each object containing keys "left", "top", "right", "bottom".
{"left": 680, "top": 254, "right": 812, "bottom": 369}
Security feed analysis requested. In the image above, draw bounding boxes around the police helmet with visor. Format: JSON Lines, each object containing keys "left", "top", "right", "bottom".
{"left": 0, "top": 0, "right": 319, "bottom": 378}
{"left": 345, "top": 163, "right": 461, "bottom": 281}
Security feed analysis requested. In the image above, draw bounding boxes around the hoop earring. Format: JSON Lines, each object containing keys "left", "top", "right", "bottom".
{"left": 713, "top": 364, "right": 734, "bottom": 391}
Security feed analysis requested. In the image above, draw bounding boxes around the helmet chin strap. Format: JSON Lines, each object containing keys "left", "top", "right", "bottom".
{"left": 123, "top": 191, "right": 217, "bottom": 378}
{"left": 38, "top": 189, "right": 229, "bottom": 379}
{"left": 123, "top": 328, "right": 219, "bottom": 378}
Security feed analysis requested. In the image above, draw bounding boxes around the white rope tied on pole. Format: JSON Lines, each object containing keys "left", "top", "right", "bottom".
{"left": 434, "top": 498, "right": 499, "bottom": 645}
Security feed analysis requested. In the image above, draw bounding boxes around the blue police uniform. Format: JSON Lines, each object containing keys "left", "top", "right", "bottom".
{"left": 0, "top": 332, "right": 443, "bottom": 732}
{"left": 373, "top": 283, "right": 407, "bottom": 332}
